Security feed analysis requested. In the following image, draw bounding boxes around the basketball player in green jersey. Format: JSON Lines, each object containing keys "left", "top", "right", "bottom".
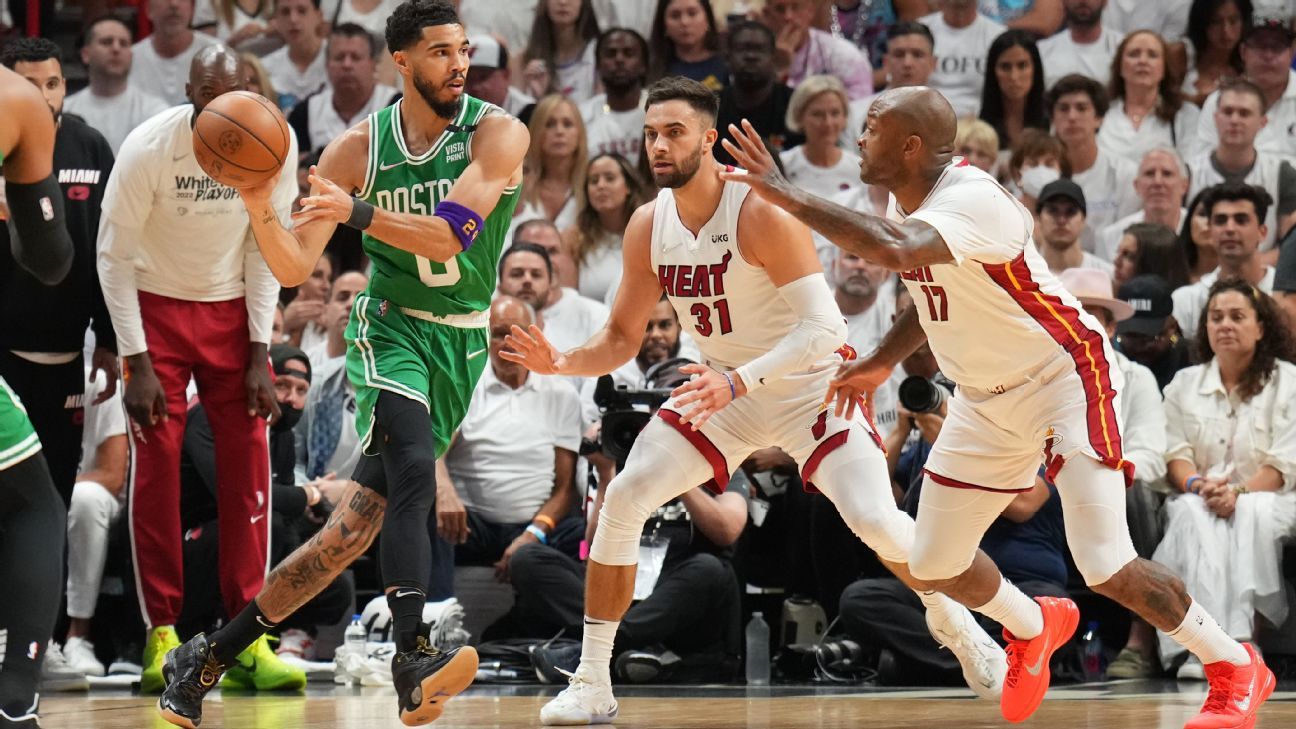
{"left": 0, "top": 64, "right": 74, "bottom": 727}
{"left": 157, "top": 2, "right": 527, "bottom": 727}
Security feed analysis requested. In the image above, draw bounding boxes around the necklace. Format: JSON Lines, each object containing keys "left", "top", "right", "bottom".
{"left": 829, "top": 0, "right": 873, "bottom": 48}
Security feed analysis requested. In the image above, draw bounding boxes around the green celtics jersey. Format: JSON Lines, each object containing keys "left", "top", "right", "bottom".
{"left": 357, "top": 95, "right": 520, "bottom": 315}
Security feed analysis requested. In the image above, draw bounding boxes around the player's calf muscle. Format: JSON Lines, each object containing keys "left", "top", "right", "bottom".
{"left": 1091, "top": 558, "right": 1191, "bottom": 632}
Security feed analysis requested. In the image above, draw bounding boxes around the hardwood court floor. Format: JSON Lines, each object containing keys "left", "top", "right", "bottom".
{"left": 39, "top": 680, "right": 1296, "bottom": 729}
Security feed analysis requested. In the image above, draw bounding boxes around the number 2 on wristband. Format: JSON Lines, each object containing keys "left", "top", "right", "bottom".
{"left": 416, "top": 254, "right": 462, "bottom": 287}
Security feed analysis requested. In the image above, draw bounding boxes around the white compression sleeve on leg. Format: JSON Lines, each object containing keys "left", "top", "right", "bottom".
{"left": 734, "top": 273, "right": 846, "bottom": 393}
{"left": 1051, "top": 454, "right": 1138, "bottom": 585}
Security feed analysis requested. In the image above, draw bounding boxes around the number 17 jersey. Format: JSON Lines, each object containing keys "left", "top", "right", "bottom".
{"left": 357, "top": 95, "right": 520, "bottom": 315}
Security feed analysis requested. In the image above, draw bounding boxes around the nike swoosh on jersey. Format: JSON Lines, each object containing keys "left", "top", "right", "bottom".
{"left": 250, "top": 513, "right": 265, "bottom": 524}
{"left": 467, "top": 348, "right": 487, "bottom": 360}
{"left": 394, "top": 589, "right": 422, "bottom": 598}
{"left": 379, "top": 160, "right": 406, "bottom": 171}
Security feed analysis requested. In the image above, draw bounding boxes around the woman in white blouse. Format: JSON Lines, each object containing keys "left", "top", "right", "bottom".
{"left": 562, "top": 154, "right": 650, "bottom": 303}
{"left": 514, "top": 94, "right": 589, "bottom": 235}
{"left": 1155, "top": 280, "right": 1296, "bottom": 680}
{"left": 520, "top": 0, "right": 602, "bottom": 104}
{"left": 1099, "top": 30, "right": 1199, "bottom": 163}
{"left": 779, "top": 75, "right": 862, "bottom": 200}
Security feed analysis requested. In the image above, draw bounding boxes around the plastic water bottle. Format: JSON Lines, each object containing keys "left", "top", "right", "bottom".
{"left": 1080, "top": 621, "right": 1104, "bottom": 682}
{"left": 745, "top": 612, "right": 771, "bottom": 686}
{"left": 343, "top": 614, "right": 367, "bottom": 685}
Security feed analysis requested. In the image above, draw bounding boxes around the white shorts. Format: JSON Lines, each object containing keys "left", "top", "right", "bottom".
{"left": 923, "top": 350, "right": 1133, "bottom": 493}
{"left": 657, "top": 363, "right": 883, "bottom": 493}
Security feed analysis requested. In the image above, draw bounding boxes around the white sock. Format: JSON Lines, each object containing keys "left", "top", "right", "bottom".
{"left": 917, "top": 589, "right": 959, "bottom": 626}
{"left": 1168, "top": 600, "right": 1249, "bottom": 666}
{"left": 974, "top": 578, "right": 1044, "bottom": 640}
{"left": 578, "top": 616, "right": 618, "bottom": 681}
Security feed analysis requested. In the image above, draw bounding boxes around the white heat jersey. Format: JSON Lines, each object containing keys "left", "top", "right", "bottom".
{"left": 887, "top": 161, "right": 1113, "bottom": 391}
{"left": 651, "top": 181, "right": 816, "bottom": 372}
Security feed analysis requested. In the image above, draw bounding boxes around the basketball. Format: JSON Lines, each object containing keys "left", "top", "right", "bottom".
{"left": 192, "top": 90, "right": 290, "bottom": 188}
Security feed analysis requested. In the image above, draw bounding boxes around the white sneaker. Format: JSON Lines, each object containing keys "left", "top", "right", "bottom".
{"left": 275, "top": 629, "right": 313, "bottom": 660}
{"left": 61, "top": 637, "right": 105, "bottom": 677}
{"left": 926, "top": 604, "right": 1007, "bottom": 700}
{"left": 1178, "top": 656, "right": 1206, "bottom": 681}
{"left": 540, "top": 665, "right": 619, "bottom": 725}
{"left": 38, "top": 644, "right": 89, "bottom": 692}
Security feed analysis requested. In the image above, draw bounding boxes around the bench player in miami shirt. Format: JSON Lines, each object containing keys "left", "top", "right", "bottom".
{"left": 721, "top": 86, "right": 1274, "bottom": 729}
{"left": 156, "top": 2, "right": 528, "bottom": 728}
{"left": 0, "top": 63, "right": 74, "bottom": 728}
{"left": 502, "top": 77, "right": 1006, "bottom": 727}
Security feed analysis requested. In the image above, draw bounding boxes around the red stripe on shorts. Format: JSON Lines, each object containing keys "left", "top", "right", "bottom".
{"left": 924, "top": 468, "right": 1034, "bottom": 494}
{"left": 800, "top": 429, "right": 850, "bottom": 494}
{"left": 657, "top": 409, "right": 730, "bottom": 494}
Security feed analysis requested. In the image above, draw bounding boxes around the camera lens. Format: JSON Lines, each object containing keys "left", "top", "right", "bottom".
{"left": 898, "top": 375, "right": 947, "bottom": 414}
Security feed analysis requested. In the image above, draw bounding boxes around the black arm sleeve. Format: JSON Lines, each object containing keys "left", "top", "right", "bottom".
{"left": 5, "top": 174, "right": 73, "bottom": 285}
{"left": 89, "top": 137, "right": 118, "bottom": 352}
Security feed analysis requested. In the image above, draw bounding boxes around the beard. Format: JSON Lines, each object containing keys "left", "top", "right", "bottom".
{"left": 837, "top": 275, "right": 876, "bottom": 299}
{"left": 652, "top": 144, "right": 705, "bottom": 189}
{"left": 413, "top": 71, "right": 463, "bottom": 120}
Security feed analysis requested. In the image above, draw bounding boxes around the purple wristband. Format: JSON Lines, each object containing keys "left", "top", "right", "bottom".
{"left": 434, "top": 200, "right": 484, "bottom": 251}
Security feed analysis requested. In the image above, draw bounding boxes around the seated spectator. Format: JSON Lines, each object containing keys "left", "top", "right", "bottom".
{"left": 834, "top": 251, "right": 896, "bottom": 410}
{"left": 299, "top": 271, "right": 367, "bottom": 480}
{"left": 1098, "top": 31, "right": 1199, "bottom": 163}
{"left": 516, "top": 218, "right": 579, "bottom": 290}
{"left": 844, "top": 21, "right": 937, "bottom": 149}
{"left": 1181, "top": 0, "right": 1248, "bottom": 107}
{"left": 592, "top": 0, "right": 655, "bottom": 40}
{"left": 1038, "top": 0, "right": 1122, "bottom": 90}
{"left": 282, "top": 254, "right": 333, "bottom": 352}
{"left": 922, "top": 0, "right": 1005, "bottom": 118}
{"left": 780, "top": 76, "right": 861, "bottom": 199}
{"left": 1116, "top": 275, "right": 1194, "bottom": 391}
{"left": 239, "top": 52, "right": 276, "bottom": 102}
{"left": 55, "top": 367, "right": 128, "bottom": 679}
{"left": 1035, "top": 180, "right": 1113, "bottom": 276}
{"left": 1104, "top": 0, "right": 1191, "bottom": 55}
{"left": 1180, "top": 188, "right": 1221, "bottom": 284}
{"left": 130, "top": 0, "right": 220, "bottom": 105}
{"left": 1172, "top": 182, "right": 1277, "bottom": 337}
{"left": 1047, "top": 74, "right": 1140, "bottom": 253}
{"left": 273, "top": 302, "right": 287, "bottom": 343}
{"left": 1096, "top": 148, "right": 1190, "bottom": 263}
{"left": 954, "top": 117, "right": 999, "bottom": 174}
{"left": 1155, "top": 279, "right": 1296, "bottom": 679}
{"left": 581, "top": 29, "right": 649, "bottom": 165}
{"left": 562, "top": 154, "right": 649, "bottom": 303}
{"left": 714, "top": 20, "right": 805, "bottom": 166}
{"left": 1003, "top": 128, "right": 1070, "bottom": 215}
{"left": 825, "top": 0, "right": 929, "bottom": 91}
{"left": 194, "top": 0, "right": 275, "bottom": 50}
{"left": 764, "top": 0, "right": 873, "bottom": 100}
{"left": 1187, "top": 78, "right": 1296, "bottom": 258}
{"left": 465, "top": 34, "right": 536, "bottom": 123}
{"left": 520, "top": 0, "right": 601, "bottom": 103}
{"left": 1191, "top": 15, "right": 1296, "bottom": 160}
{"left": 978, "top": 0, "right": 1064, "bottom": 36}
{"left": 63, "top": 16, "right": 169, "bottom": 154}
{"left": 648, "top": 0, "right": 727, "bottom": 90}
{"left": 979, "top": 30, "right": 1049, "bottom": 159}
{"left": 515, "top": 94, "right": 588, "bottom": 233}
{"left": 323, "top": 0, "right": 402, "bottom": 40}
{"left": 287, "top": 23, "right": 400, "bottom": 154}
{"left": 1112, "top": 222, "right": 1191, "bottom": 291}
{"left": 260, "top": 0, "right": 328, "bottom": 111}
{"left": 1276, "top": 228, "right": 1296, "bottom": 325}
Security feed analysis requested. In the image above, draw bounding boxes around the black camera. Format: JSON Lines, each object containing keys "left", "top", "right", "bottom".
{"left": 582, "top": 358, "right": 694, "bottom": 464}
{"left": 897, "top": 374, "right": 955, "bottom": 414}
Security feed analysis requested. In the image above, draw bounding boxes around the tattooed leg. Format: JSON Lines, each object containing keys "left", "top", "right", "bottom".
{"left": 258, "top": 481, "right": 386, "bottom": 622}
{"left": 1089, "top": 558, "right": 1192, "bottom": 633}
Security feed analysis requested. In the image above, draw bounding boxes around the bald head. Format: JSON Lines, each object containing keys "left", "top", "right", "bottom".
{"left": 490, "top": 295, "right": 537, "bottom": 379}
{"left": 187, "top": 44, "right": 244, "bottom": 114}
{"left": 872, "top": 86, "right": 957, "bottom": 153}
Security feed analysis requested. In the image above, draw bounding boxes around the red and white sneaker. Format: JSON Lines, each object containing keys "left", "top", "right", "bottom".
{"left": 1000, "top": 596, "right": 1079, "bottom": 724}
{"left": 1184, "top": 644, "right": 1275, "bottom": 729}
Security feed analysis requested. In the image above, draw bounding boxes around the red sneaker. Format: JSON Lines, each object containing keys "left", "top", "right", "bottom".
{"left": 1184, "top": 644, "right": 1275, "bottom": 729}
{"left": 1000, "top": 596, "right": 1079, "bottom": 723}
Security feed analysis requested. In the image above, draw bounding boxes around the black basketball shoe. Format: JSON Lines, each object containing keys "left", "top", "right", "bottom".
{"left": 392, "top": 636, "right": 478, "bottom": 726}
{"left": 156, "top": 633, "right": 227, "bottom": 728}
{"left": 0, "top": 695, "right": 40, "bottom": 728}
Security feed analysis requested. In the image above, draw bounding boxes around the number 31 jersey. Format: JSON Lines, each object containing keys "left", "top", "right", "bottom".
{"left": 887, "top": 160, "right": 1111, "bottom": 391}
{"left": 357, "top": 95, "right": 520, "bottom": 315}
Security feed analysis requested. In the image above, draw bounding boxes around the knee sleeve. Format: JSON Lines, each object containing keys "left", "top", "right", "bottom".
{"left": 1053, "top": 456, "right": 1138, "bottom": 585}
{"left": 808, "top": 443, "right": 914, "bottom": 564}
{"left": 908, "top": 478, "right": 1015, "bottom": 582}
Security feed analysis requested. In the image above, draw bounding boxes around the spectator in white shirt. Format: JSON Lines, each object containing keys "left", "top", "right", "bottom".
{"left": 465, "top": 34, "right": 536, "bottom": 122}
{"left": 516, "top": 218, "right": 581, "bottom": 291}
{"left": 515, "top": 94, "right": 588, "bottom": 233}
{"left": 63, "top": 16, "right": 170, "bottom": 155}
{"left": 438, "top": 295, "right": 585, "bottom": 585}
{"left": 922, "top": 0, "right": 1006, "bottom": 118}
{"left": 563, "top": 153, "right": 650, "bottom": 303}
{"left": 1187, "top": 78, "right": 1296, "bottom": 258}
{"left": 260, "top": 0, "right": 328, "bottom": 111}
{"left": 1100, "top": 30, "right": 1200, "bottom": 163}
{"left": 96, "top": 45, "right": 296, "bottom": 680}
{"left": 1004, "top": 128, "right": 1070, "bottom": 216}
{"left": 1192, "top": 16, "right": 1296, "bottom": 159}
{"left": 581, "top": 28, "right": 649, "bottom": 165}
{"left": 780, "top": 75, "right": 862, "bottom": 199}
{"left": 1173, "top": 182, "right": 1278, "bottom": 336}
{"left": 1038, "top": 0, "right": 1122, "bottom": 90}
{"left": 299, "top": 270, "right": 366, "bottom": 480}
{"left": 1180, "top": 187, "right": 1221, "bottom": 284}
{"left": 1036, "top": 179, "right": 1115, "bottom": 276}
{"left": 287, "top": 22, "right": 399, "bottom": 154}
{"left": 1155, "top": 278, "right": 1296, "bottom": 679}
{"left": 498, "top": 241, "right": 609, "bottom": 360}
{"left": 834, "top": 251, "right": 897, "bottom": 432}
{"left": 1182, "top": 0, "right": 1249, "bottom": 107}
{"left": 1112, "top": 222, "right": 1192, "bottom": 292}
{"left": 520, "top": 0, "right": 601, "bottom": 103}
{"left": 845, "top": 21, "right": 937, "bottom": 148}
{"left": 320, "top": 0, "right": 401, "bottom": 40}
{"left": 194, "top": 0, "right": 275, "bottom": 50}
{"left": 763, "top": 0, "right": 873, "bottom": 100}
{"left": 1047, "top": 74, "right": 1140, "bottom": 252}
{"left": 979, "top": 0, "right": 1065, "bottom": 36}
{"left": 1104, "top": 0, "right": 1192, "bottom": 45}
{"left": 1097, "top": 148, "right": 1191, "bottom": 263}
{"left": 954, "top": 116, "right": 1000, "bottom": 174}
{"left": 130, "top": 0, "right": 220, "bottom": 105}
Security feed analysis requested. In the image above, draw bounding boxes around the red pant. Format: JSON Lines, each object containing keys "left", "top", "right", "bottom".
{"left": 128, "top": 292, "right": 270, "bottom": 628}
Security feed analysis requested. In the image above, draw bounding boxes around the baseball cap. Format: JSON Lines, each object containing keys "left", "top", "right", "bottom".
{"left": 1244, "top": 15, "right": 1295, "bottom": 44}
{"left": 1036, "top": 179, "right": 1087, "bottom": 215}
{"left": 468, "top": 34, "right": 507, "bottom": 70}
{"left": 270, "top": 343, "right": 312, "bottom": 383}
{"left": 1058, "top": 268, "right": 1134, "bottom": 321}
{"left": 1115, "top": 274, "right": 1173, "bottom": 336}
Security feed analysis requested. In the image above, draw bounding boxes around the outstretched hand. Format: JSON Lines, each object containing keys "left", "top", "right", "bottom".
{"left": 825, "top": 355, "right": 894, "bottom": 421}
{"left": 717, "top": 119, "right": 798, "bottom": 205}
{"left": 292, "top": 165, "right": 353, "bottom": 227}
{"left": 499, "top": 324, "right": 568, "bottom": 375}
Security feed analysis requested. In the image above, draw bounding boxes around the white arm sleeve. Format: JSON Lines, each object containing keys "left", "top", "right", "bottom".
{"left": 96, "top": 218, "right": 147, "bottom": 357}
{"left": 734, "top": 273, "right": 846, "bottom": 393}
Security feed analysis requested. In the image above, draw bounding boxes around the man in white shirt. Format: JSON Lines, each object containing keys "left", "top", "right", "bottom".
{"left": 1047, "top": 74, "right": 1140, "bottom": 251}
{"left": 1102, "top": 0, "right": 1191, "bottom": 43}
{"left": 129, "top": 0, "right": 220, "bottom": 105}
{"left": 1096, "top": 148, "right": 1190, "bottom": 262}
{"left": 1173, "top": 182, "right": 1277, "bottom": 337}
{"left": 845, "top": 22, "right": 937, "bottom": 149}
{"left": 299, "top": 270, "right": 366, "bottom": 481}
{"left": 465, "top": 34, "right": 535, "bottom": 121}
{"left": 497, "top": 240, "right": 609, "bottom": 358}
{"left": 63, "top": 16, "right": 170, "bottom": 154}
{"left": 1038, "top": 0, "right": 1122, "bottom": 90}
{"left": 95, "top": 46, "right": 297, "bottom": 692}
{"left": 580, "top": 28, "right": 649, "bottom": 165}
{"left": 260, "top": 0, "right": 328, "bottom": 111}
{"left": 1192, "top": 17, "right": 1296, "bottom": 160}
{"left": 834, "top": 250, "right": 898, "bottom": 433}
{"left": 763, "top": 0, "right": 873, "bottom": 100}
{"left": 922, "top": 0, "right": 1006, "bottom": 118}
{"left": 287, "top": 23, "right": 399, "bottom": 154}
{"left": 1036, "top": 179, "right": 1115, "bottom": 276}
